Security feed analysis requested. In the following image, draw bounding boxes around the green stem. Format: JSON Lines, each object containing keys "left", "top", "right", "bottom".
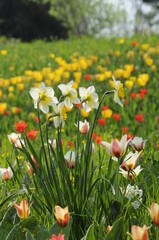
{"left": 156, "top": 226, "right": 159, "bottom": 240}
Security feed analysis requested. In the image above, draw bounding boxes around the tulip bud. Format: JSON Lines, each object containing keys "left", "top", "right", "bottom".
{"left": 53, "top": 205, "right": 69, "bottom": 228}
{"left": 127, "top": 225, "right": 148, "bottom": 240}
{"left": 148, "top": 203, "right": 159, "bottom": 227}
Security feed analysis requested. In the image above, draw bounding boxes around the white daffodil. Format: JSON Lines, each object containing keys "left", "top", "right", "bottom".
{"left": 101, "top": 134, "right": 130, "bottom": 161}
{"left": 52, "top": 102, "right": 66, "bottom": 128}
{"left": 119, "top": 165, "right": 143, "bottom": 179}
{"left": 120, "top": 151, "right": 141, "bottom": 171}
{"left": 74, "top": 119, "right": 90, "bottom": 135}
{"left": 79, "top": 86, "right": 99, "bottom": 112}
{"left": 29, "top": 82, "right": 58, "bottom": 114}
{"left": 112, "top": 76, "right": 124, "bottom": 107}
{"left": 58, "top": 80, "right": 80, "bottom": 109}
{"left": 0, "top": 167, "right": 13, "bottom": 182}
{"left": 64, "top": 151, "right": 76, "bottom": 168}
{"left": 129, "top": 136, "right": 147, "bottom": 151}
{"left": 8, "top": 133, "right": 21, "bottom": 145}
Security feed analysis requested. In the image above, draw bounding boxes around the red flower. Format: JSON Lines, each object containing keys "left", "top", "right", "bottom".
{"left": 97, "top": 119, "right": 106, "bottom": 126}
{"left": 127, "top": 133, "right": 131, "bottom": 140}
{"left": 84, "top": 74, "right": 91, "bottom": 81}
{"left": 157, "top": 117, "right": 159, "bottom": 123}
{"left": 92, "top": 133, "right": 97, "bottom": 141}
{"left": 96, "top": 136, "right": 102, "bottom": 145}
{"left": 5, "top": 111, "right": 10, "bottom": 116}
{"left": 102, "top": 106, "right": 109, "bottom": 111}
{"left": 125, "top": 99, "right": 129, "bottom": 105}
{"left": 113, "top": 114, "right": 120, "bottom": 121}
{"left": 35, "top": 117, "right": 39, "bottom": 124}
{"left": 135, "top": 114, "right": 144, "bottom": 122}
{"left": 27, "top": 130, "right": 38, "bottom": 140}
{"left": 67, "top": 141, "right": 74, "bottom": 148}
{"left": 130, "top": 93, "right": 137, "bottom": 100}
{"left": 140, "top": 89, "right": 148, "bottom": 94}
{"left": 16, "top": 108, "right": 21, "bottom": 114}
{"left": 75, "top": 103, "right": 81, "bottom": 109}
{"left": 50, "top": 234, "right": 64, "bottom": 240}
{"left": 139, "top": 92, "right": 146, "bottom": 99}
{"left": 122, "top": 127, "right": 128, "bottom": 133}
{"left": 15, "top": 121, "right": 27, "bottom": 133}
{"left": 131, "top": 41, "right": 137, "bottom": 47}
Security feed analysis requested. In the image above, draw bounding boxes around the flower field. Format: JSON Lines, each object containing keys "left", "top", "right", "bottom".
{"left": 0, "top": 36, "right": 159, "bottom": 240}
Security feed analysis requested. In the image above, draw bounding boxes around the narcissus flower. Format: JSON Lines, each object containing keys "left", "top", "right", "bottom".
{"left": 148, "top": 202, "right": 159, "bottom": 226}
{"left": 75, "top": 119, "right": 89, "bottom": 134}
{"left": 129, "top": 137, "right": 147, "bottom": 151}
{"left": 0, "top": 167, "right": 13, "bottom": 182}
{"left": 113, "top": 76, "right": 124, "bottom": 107}
{"left": 8, "top": 133, "right": 21, "bottom": 145}
{"left": 101, "top": 134, "right": 130, "bottom": 161}
{"left": 58, "top": 80, "right": 80, "bottom": 109}
{"left": 120, "top": 151, "right": 141, "bottom": 171}
{"left": 52, "top": 102, "right": 67, "bottom": 128}
{"left": 29, "top": 82, "right": 58, "bottom": 114}
{"left": 79, "top": 86, "right": 99, "bottom": 112}
{"left": 53, "top": 205, "right": 69, "bottom": 228}
{"left": 13, "top": 200, "right": 33, "bottom": 219}
{"left": 15, "top": 121, "right": 27, "bottom": 133}
{"left": 127, "top": 225, "right": 148, "bottom": 240}
{"left": 50, "top": 234, "right": 64, "bottom": 240}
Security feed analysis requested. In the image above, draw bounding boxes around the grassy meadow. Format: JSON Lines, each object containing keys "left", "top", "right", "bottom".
{"left": 0, "top": 35, "right": 159, "bottom": 240}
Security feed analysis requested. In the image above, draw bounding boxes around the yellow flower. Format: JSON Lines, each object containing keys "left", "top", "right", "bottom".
{"left": 72, "top": 81, "right": 79, "bottom": 90}
{"left": 115, "top": 51, "right": 120, "bottom": 57}
{"left": 129, "top": 76, "right": 136, "bottom": 83}
{"left": 73, "top": 72, "right": 82, "bottom": 83}
{"left": 10, "top": 78, "right": 17, "bottom": 85}
{"left": 151, "top": 65, "right": 156, "bottom": 72}
{"left": 50, "top": 53, "right": 55, "bottom": 59}
{"left": 125, "top": 64, "right": 134, "bottom": 73}
{"left": 137, "top": 74, "right": 149, "bottom": 87}
{"left": 8, "top": 93, "right": 14, "bottom": 100}
{"left": 141, "top": 44, "right": 149, "bottom": 51}
{"left": 63, "top": 71, "right": 70, "bottom": 79}
{"left": 101, "top": 109, "right": 113, "bottom": 119}
{"left": 0, "top": 103, "right": 7, "bottom": 114}
{"left": 8, "top": 86, "right": 14, "bottom": 93}
{"left": 122, "top": 70, "right": 130, "bottom": 79}
{"left": 25, "top": 70, "right": 33, "bottom": 76}
{"left": 80, "top": 108, "right": 90, "bottom": 118}
{"left": 17, "top": 83, "right": 24, "bottom": 91}
{"left": 96, "top": 74, "right": 105, "bottom": 82}
{"left": 9, "top": 66, "right": 14, "bottom": 72}
{"left": 145, "top": 58, "right": 153, "bottom": 66}
{"left": 1, "top": 50, "right": 7, "bottom": 56}
{"left": 0, "top": 90, "right": 2, "bottom": 99}
{"left": 125, "top": 80, "right": 134, "bottom": 89}
{"left": 105, "top": 71, "right": 112, "bottom": 79}
{"left": 119, "top": 39, "right": 124, "bottom": 44}
{"left": 4, "top": 80, "right": 10, "bottom": 87}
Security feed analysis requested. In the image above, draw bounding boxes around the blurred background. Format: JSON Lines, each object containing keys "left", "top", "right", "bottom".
{"left": 0, "top": 0, "right": 159, "bottom": 41}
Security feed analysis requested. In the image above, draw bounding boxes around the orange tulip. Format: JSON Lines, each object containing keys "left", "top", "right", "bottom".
{"left": 13, "top": 200, "right": 33, "bottom": 219}
{"left": 53, "top": 205, "right": 69, "bottom": 228}
{"left": 148, "top": 203, "right": 159, "bottom": 226}
{"left": 127, "top": 225, "right": 148, "bottom": 240}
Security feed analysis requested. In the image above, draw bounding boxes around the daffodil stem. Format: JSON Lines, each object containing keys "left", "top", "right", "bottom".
{"left": 84, "top": 90, "right": 114, "bottom": 199}
{"left": 37, "top": 108, "right": 49, "bottom": 173}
